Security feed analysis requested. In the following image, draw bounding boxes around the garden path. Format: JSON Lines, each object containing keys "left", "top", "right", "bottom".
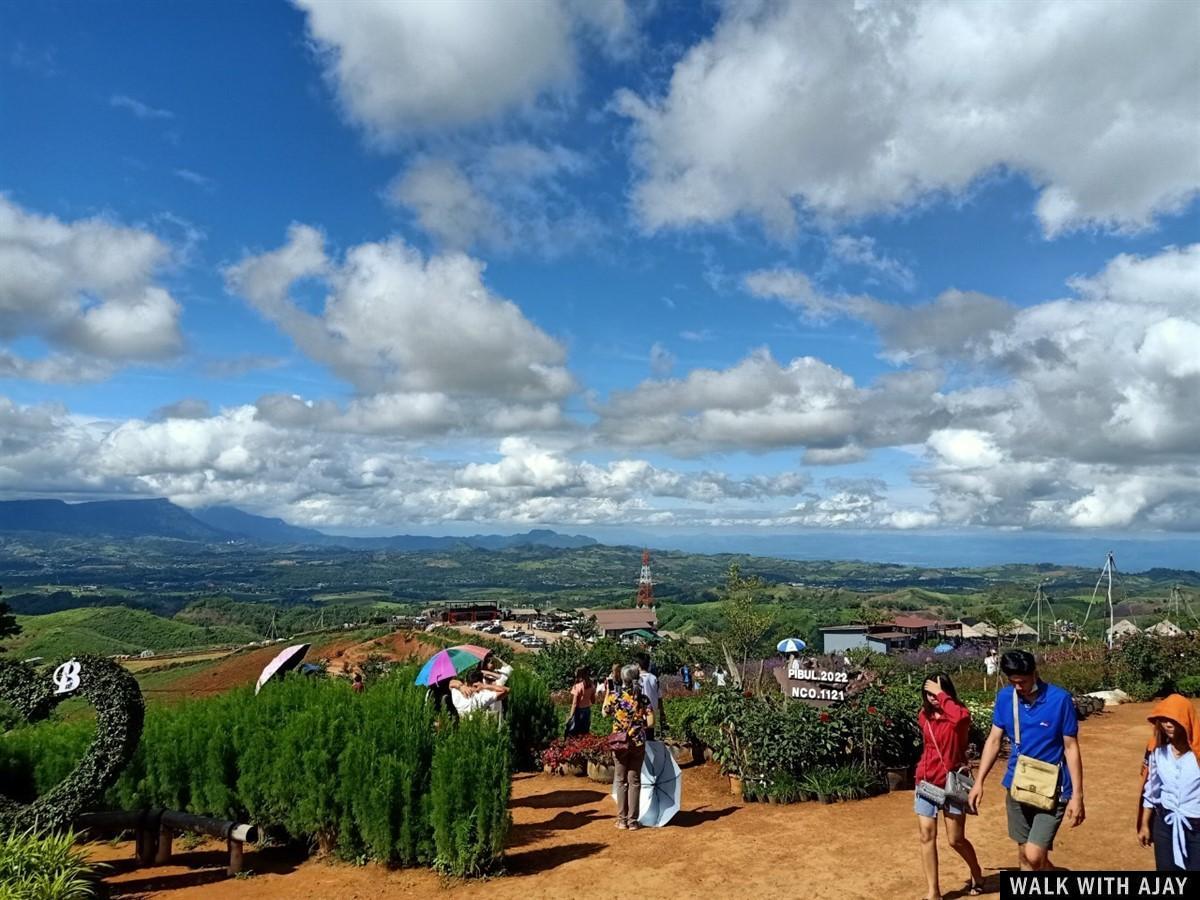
{"left": 90, "top": 700, "right": 1157, "bottom": 899}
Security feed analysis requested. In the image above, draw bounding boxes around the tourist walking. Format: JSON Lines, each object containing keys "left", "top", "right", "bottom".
{"left": 967, "top": 650, "right": 1084, "bottom": 871}
{"left": 984, "top": 649, "right": 999, "bottom": 690}
{"left": 914, "top": 673, "right": 984, "bottom": 900}
{"left": 565, "top": 666, "right": 596, "bottom": 737}
{"left": 680, "top": 662, "right": 693, "bottom": 691}
{"left": 1139, "top": 694, "right": 1200, "bottom": 871}
{"left": 637, "top": 653, "right": 664, "bottom": 739}
{"left": 602, "top": 663, "right": 654, "bottom": 831}
{"left": 713, "top": 665, "right": 727, "bottom": 687}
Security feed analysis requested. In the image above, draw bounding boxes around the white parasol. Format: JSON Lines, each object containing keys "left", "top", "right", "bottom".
{"left": 255, "top": 643, "right": 310, "bottom": 695}
{"left": 610, "top": 740, "right": 683, "bottom": 827}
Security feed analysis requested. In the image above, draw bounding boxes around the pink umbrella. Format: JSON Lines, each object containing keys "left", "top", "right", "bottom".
{"left": 255, "top": 643, "right": 310, "bottom": 695}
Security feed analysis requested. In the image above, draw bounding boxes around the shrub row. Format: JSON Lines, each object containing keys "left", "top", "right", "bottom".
{"left": 0, "top": 669, "right": 523, "bottom": 876}
{"left": 675, "top": 684, "right": 923, "bottom": 785}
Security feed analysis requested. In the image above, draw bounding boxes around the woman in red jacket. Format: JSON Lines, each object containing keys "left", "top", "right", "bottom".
{"left": 915, "top": 673, "right": 984, "bottom": 900}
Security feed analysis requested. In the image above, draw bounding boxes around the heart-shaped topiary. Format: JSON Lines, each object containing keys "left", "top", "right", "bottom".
{"left": 0, "top": 655, "right": 144, "bottom": 831}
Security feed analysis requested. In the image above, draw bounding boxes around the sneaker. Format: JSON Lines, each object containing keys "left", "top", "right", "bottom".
{"left": 627, "top": 822, "right": 641, "bottom": 831}
{"left": 615, "top": 821, "right": 628, "bottom": 830}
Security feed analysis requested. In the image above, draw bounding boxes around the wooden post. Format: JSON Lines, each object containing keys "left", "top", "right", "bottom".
{"left": 135, "top": 826, "right": 157, "bottom": 866}
{"left": 227, "top": 838, "right": 244, "bottom": 876}
{"left": 155, "top": 824, "right": 173, "bottom": 865}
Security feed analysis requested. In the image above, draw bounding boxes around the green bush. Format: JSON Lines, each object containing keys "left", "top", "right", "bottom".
{"left": 529, "top": 637, "right": 628, "bottom": 691}
{"left": 1115, "top": 634, "right": 1171, "bottom": 699}
{"left": 690, "top": 683, "right": 922, "bottom": 785}
{"left": 1177, "top": 675, "right": 1200, "bottom": 697}
{"left": 3, "top": 668, "right": 523, "bottom": 875}
{"left": 337, "top": 673, "right": 436, "bottom": 866}
{"left": 0, "top": 719, "right": 96, "bottom": 804}
{"left": 0, "top": 828, "right": 99, "bottom": 900}
{"left": 430, "top": 715, "right": 511, "bottom": 877}
{"left": 503, "top": 668, "right": 557, "bottom": 771}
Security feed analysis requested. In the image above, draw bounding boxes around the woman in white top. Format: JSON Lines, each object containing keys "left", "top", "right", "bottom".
{"left": 1139, "top": 694, "right": 1200, "bottom": 871}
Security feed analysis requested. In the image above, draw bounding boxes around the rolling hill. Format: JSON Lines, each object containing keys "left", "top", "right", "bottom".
{"left": 9, "top": 607, "right": 258, "bottom": 661}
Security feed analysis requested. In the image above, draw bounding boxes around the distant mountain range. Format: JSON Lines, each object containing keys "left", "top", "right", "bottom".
{"left": 0, "top": 498, "right": 598, "bottom": 551}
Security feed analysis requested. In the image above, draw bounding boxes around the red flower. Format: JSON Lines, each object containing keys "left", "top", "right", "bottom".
{"left": 743, "top": 690, "right": 754, "bottom": 698}
{"left": 819, "top": 712, "right": 831, "bottom": 723}
{"left": 867, "top": 706, "right": 878, "bottom": 714}
{"left": 885, "top": 719, "right": 893, "bottom": 727}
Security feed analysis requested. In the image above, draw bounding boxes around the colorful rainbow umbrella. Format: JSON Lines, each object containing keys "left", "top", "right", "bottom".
{"left": 414, "top": 644, "right": 490, "bottom": 685}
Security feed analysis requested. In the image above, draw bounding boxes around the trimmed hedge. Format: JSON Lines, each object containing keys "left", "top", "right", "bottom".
{"left": 430, "top": 715, "right": 511, "bottom": 877}
{"left": 1, "top": 669, "right": 518, "bottom": 875}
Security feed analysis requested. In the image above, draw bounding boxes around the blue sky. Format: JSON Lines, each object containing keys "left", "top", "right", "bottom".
{"left": 1, "top": 0, "right": 1198, "bottom": 544}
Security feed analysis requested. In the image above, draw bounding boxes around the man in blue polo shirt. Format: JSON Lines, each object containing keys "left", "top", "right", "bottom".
{"left": 967, "top": 649, "right": 1085, "bottom": 870}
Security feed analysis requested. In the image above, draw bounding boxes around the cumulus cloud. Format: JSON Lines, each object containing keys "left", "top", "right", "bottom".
{"left": 387, "top": 159, "right": 503, "bottom": 249}
{"left": 619, "top": 0, "right": 1199, "bottom": 236}
{"left": 0, "top": 196, "right": 184, "bottom": 379}
{"left": 386, "top": 143, "right": 600, "bottom": 254}
{"left": 596, "top": 347, "right": 945, "bottom": 456}
{"left": 150, "top": 398, "right": 212, "bottom": 421}
{"left": 294, "top": 0, "right": 639, "bottom": 139}
{"left": 615, "top": 244, "right": 1200, "bottom": 531}
{"left": 0, "top": 398, "right": 840, "bottom": 529}
{"left": 225, "top": 224, "right": 575, "bottom": 435}
{"left": 745, "top": 267, "right": 1015, "bottom": 362}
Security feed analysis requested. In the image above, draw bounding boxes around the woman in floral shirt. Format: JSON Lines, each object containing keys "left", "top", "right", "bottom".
{"left": 602, "top": 664, "right": 654, "bottom": 830}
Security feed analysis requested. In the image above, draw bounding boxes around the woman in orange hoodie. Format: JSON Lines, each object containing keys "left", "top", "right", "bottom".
{"left": 1139, "top": 694, "right": 1200, "bottom": 871}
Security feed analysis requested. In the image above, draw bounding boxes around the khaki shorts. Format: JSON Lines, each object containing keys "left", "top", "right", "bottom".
{"left": 1005, "top": 792, "right": 1067, "bottom": 849}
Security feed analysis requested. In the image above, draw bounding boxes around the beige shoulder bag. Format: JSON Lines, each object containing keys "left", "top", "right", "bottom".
{"left": 1008, "top": 688, "right": 1061, "bottom": 811}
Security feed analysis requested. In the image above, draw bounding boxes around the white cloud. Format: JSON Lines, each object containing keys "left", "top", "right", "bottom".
{"left": 829, "top": 235, "right": 915, "bottom": 291}
{"left": 0, "top": 195, "right": 184, "bottom": 377}
{"left": 746, "top": 267, "right": 1015, "bottom": 362}
{"left": 151, "top": 398, "right": 212, "bottom": 421}
{"left": 225, "top": 224, "right": 575, "bottom": 434}
{"left": 619, "top": 0, "right": 1199, "bottom": 236}
{"left": 597, "top": 347, "right": 944, "bottom": 456}
{"left": 110, "top": 94, "right": 174, "bottom": 120}
{"left": 386, "top": 143, "right": 600, "bottom": 255}
{"left": 0, "top": 398, "right": 839, "bottom": 529}
{"left": 387, "top": 159, "right": 503, "bottom": 250}
{"left": 295, "top": 0, "right": 576, "bottom": 138}
{"left": 649, "top": 342, "right": 675, "bottom": 376}
{"left": 174, "top": 169, "right": 216, "bottom": 191}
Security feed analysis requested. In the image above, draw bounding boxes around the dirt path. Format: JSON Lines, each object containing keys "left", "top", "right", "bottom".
{"left": 89, "top": 700, "right": 1161, "bottom": 899}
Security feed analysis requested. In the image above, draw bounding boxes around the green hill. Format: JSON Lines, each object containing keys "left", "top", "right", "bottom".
{"left": 10, "top": 607, "right": 257, "bottom": 661}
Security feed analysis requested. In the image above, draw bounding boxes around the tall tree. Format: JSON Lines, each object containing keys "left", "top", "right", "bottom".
{"left": 718, "top": 564, "right": 775, "bottom": 671}
{"left": 0, "top": 588, "right": 20, "bottom": 651}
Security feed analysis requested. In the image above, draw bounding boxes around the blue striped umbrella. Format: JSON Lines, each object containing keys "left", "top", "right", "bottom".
{"left": 777, "top": 637, "right": 807, "bottom": 654}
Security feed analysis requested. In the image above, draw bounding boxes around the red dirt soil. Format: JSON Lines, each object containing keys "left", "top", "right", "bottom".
{"left": 88, "top": 700, "right": 1163, "bottom": 899}
{"left": 164, "top": 631, "right": 439, "bottom": 696}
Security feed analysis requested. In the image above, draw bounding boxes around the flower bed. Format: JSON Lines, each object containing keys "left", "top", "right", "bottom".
{"left": 538, "top": 734, "right": 610, "bottom": 774}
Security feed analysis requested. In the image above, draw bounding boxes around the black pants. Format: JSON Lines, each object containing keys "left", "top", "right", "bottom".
{"left": 1151, "top": 806, "right": 1200, "bottom": 871}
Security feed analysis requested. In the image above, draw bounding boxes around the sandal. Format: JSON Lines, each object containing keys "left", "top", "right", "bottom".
{"left": 965, "top": 880, "right": 984, "bottom": 896}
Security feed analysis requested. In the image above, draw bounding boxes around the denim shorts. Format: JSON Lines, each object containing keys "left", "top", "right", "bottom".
{"left": 914, "top": 789, "right": 966, "bottom": 819}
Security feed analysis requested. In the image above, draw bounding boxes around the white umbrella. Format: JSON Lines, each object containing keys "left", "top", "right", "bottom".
{"left": 255, "top": 643, "right": 310, "bottom": 695}
{"left": 610, "top": 740, "right": 683, "bottom": 828}
{"left": 777, "top": 637, "right": 807, "bottom": 654}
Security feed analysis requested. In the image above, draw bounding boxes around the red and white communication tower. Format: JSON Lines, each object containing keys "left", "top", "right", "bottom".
{"left": 635, "top": 549, "right": 655, "bottom": 608}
